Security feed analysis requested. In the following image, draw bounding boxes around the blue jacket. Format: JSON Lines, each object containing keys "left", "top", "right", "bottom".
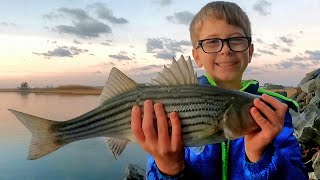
{"left": 146, "top": 76, "right": 307, "bottom": 180}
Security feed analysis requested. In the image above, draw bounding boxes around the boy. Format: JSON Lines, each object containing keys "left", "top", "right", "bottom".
{"left": 131, "top": 1, "right": 307, "bottom": 179}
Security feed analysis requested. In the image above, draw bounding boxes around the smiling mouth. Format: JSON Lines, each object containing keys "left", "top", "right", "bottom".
{"left": 215, "top": 62, "right": 238, "bottom": 67}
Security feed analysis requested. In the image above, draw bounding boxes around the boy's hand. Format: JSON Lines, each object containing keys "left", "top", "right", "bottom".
{"left": 245, "top": 94, "right": 288, "bottom": 163}
{"left": 131, "top": 100, "right": 185, "bottom": 176}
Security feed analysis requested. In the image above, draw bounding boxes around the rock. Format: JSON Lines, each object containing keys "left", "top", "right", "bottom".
{"left": 309, "top": 172, "right": 318, "bottom": 180}
{"left": 316, "top": 89, "right": 320, "bottom": 99}
{"left": 298, "top": 127, "right": 320, "bottom": 149}
{"left": 298, "top": 68, "right": 320, "bottom": 86}
{"left": 313, "top": 152, "right": 320, "bottom": 179}
{"left": 299, "top": 79, "right": 316, "bottom": 94}
{"left": 306, "top": 94, "right": 314, "bottom": 105}
{"left": 274, "top": 91, "right": 287, "bottom": 97}
{"left": 315, "top": 74, "right": 320, "bottom": 89}
{"left": 292, "top": 104, "right": 320, "bottom": 131}
{"left": 124, "top": 164, "right": 146, "bottom": 180}
{"left": 296, "top": 91, "right": 307, "bottom": 102}
{"left": 290, "top": 90, "right": 301, "bottom": 100}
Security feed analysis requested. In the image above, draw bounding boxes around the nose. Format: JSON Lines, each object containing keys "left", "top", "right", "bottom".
{"left": 220, "top": 41, "right": 232, "bottom": 54}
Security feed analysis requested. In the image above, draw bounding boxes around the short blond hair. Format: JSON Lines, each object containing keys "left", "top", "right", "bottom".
{"left": 189, "top": 1, "right": 252, "bottom": 48}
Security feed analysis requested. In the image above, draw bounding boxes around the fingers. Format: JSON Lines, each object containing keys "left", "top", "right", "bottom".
{"left": 154, "top": 103, "right": 170, "bottom": 144}
{"left": 261, "top": 94, "right": 288, "bottom": 115}
{"left": 142, "top": 100, "right": 157, "bottom": 143}
{"left": 131, "top": 100, "right": 183, "bottom": 156}
{"left": 253, "top": 98, "right": 275, "bottom": 123}
{"left": 251, "top": 94, "right": 288, "bottom": 140}
{"left": 170, "top": 112, "right": 183, "bottom": 151}
{"left": 262, "top": 94, "right": 288, "bottom": 112}
{"left": 250, "top": 107, "right": 272, "bottom": 131}
{"left": 131, "top": 105, "right": 145, "bottom": 143}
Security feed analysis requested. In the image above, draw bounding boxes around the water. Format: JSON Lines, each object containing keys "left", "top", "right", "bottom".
{"left": 0, "top": 92, "right": 148, "bottom": 180}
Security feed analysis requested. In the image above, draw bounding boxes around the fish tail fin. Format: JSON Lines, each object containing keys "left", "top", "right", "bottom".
{"left": 8, "top": 109, "right": 64, "bottom": 160}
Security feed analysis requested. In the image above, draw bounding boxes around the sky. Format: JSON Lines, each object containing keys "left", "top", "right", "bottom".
{"left": 0, "top": 0, "right": 320, "bottom": 88}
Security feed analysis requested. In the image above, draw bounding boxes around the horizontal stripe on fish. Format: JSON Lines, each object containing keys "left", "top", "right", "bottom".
{"left": 54, "top": 98, "right": 229, "bottom": 140}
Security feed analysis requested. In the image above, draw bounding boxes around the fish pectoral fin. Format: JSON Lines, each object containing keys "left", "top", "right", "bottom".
{"left": 105, "top": 137, "right": 129, "bottom": 159}
{"left": 189, "top": 146, "right": 205, "bottom": 155}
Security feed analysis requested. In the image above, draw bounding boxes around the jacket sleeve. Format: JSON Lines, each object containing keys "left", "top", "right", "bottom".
{"left": 243, "top": 112, "right": 308, "bottom": 179}
{"left": 146, "top": 156, "right": 187, "bottom": 180}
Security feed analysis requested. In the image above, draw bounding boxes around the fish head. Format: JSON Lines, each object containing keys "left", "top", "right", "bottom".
{"left": 222, "top": 92, "right": 261, "bottom": 140}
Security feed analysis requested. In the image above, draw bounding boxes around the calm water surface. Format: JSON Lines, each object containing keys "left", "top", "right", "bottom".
{"left": 0, "top": 92, "right": 148, "bottom": 180}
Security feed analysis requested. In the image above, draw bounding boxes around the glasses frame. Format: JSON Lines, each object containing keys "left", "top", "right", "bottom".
{"left": 196, "top": 37, "right": 252, "bottom": 53}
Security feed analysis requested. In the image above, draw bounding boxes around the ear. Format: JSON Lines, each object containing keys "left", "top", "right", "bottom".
{"left": 248, "top": 44, "right": 254, "bottom": 63}
{"left": 192, "top": 48, "right": 203, "bottom": 68}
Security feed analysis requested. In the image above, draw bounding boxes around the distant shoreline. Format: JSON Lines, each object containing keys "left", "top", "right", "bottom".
{"left": 0, "top": 86, "right": 297, "bottom": 97}
{"left": 0, "top": 87, "right": 103, "bottom": 95}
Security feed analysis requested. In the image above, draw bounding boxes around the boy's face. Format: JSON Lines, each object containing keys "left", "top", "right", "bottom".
{"left": 192, "top": 18, "right": 254, "bottom": 86}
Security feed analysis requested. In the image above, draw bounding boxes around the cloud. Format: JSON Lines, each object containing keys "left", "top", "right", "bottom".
{"left": 146, "top": 38, "right": 191, "bottom": 60}
{"left": 255, "top": 38, "right": 264, "bottom": 44}
{"left": 253, "top": 0, "right": 271, "bottom": 16}
{"left": 281, "top": 48, "right": 291, "bottom": 53}
{"left": 0, "top": 22, "right": 17, "bottom": 27}
{"left": 155, "top": 50, "right": 175, "bottom": 60}
{"left": 253, "top": 53, "right": 262, "bottom": 58}
{"left": 288, "top": 55, "right": 306, "bottom": 62}
{"left": 264, "top": 51, "right": 319, "bottom": 70}
{"left": 275, "top": 60, "right": 311, "bottom": 69}
{"left": 305, "top": 50, "right": 320, "bottom": 60}
{"left": 257, "top": 49, "right": 275, "bottom": 56}
{"left": 166, "top": 11, "right": 194, "bottom": 25}
{"left": 101, "top": 42, "right": 111, "bottom": 46}
{"left": 279, "top": 36, "right": 294, "bottom": 46}
{"left": 33, "top": 46, "right": 89, "bottom": 58}
{"left": 269, "top": 43, "right": 279, "bottom": 50}
{"left": 54, "top": 8, "right": 112, "bottom": 38}
{"left": 138, "top": 64, "right": 162, "bottom": 71}
{"left": 101, "top": 40, "right": 112, "bottom": 46}
{"left": 108, "top": 51, "right": 132, "bottom": 60}
{"left": 146, "top": 38, "right": 164, "bottom": 53}
{"left": 73, "top": 40, "right": 82, "bottom": 44}
{"left": 56, "top": 20, "right": 111, "bottom": 38}
{"left": 42, "top": 12, "right": 63, "bottom": 20}
{"left": 89, "top": 3, "right": 129, "bottom": 24}
{"left": 153, "top": 0, "right": 173, "bottom": 6}
{"left": 58, "top": 8, "right": 91, "bottom": 20}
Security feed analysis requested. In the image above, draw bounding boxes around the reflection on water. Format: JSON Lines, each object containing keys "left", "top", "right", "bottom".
{"left": 18, "top": 91, "right": 30, "bottom": 97}
{"left": 0, "top": 92, "right": 147, "bottom": 180}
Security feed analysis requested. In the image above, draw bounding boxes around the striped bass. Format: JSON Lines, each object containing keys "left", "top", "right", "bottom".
{"left": 9, "top": 55, "right": 261, "bottom": 160}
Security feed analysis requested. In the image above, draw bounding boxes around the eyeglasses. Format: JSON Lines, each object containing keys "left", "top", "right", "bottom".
{"left": 196, "top": 37, "right": 252, "bottom": 53}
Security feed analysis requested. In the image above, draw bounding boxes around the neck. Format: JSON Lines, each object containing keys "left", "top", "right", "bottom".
{"left": 215, "top": 80, "right": 242, "bottom": 90}
{"left": 205, "top": 74, "right": 242, "bottom": 90}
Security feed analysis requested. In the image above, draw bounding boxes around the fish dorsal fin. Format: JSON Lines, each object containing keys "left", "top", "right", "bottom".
{"left": 105, "top": 138, "right": 129, "bottom": 159}
{"left": 100, "top": 67, "right": 138, "bottom": 104}
{"left": 151, "top": 55, "right": 198, "bottom": 85}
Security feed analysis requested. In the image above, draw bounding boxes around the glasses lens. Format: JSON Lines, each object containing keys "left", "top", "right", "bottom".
{"left": 202, "top": 39, "right": 221, "bottom": 53}
{"left": 229, "top": 37, "right": 249, "bottom": 52}
{"left": 200, "top": 37, "right": 250, "bottom": 53}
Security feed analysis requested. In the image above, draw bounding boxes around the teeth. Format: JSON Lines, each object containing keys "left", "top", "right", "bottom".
{"left": 216, "top": 62, "right": 236, "bottom": 67}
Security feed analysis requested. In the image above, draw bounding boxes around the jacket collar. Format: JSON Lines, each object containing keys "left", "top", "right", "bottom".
{"left": 201, "top": 73, "right": 259, "bottom": 94}
{"left": 200, "top": 74, "right": 299, "bottom": 112}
